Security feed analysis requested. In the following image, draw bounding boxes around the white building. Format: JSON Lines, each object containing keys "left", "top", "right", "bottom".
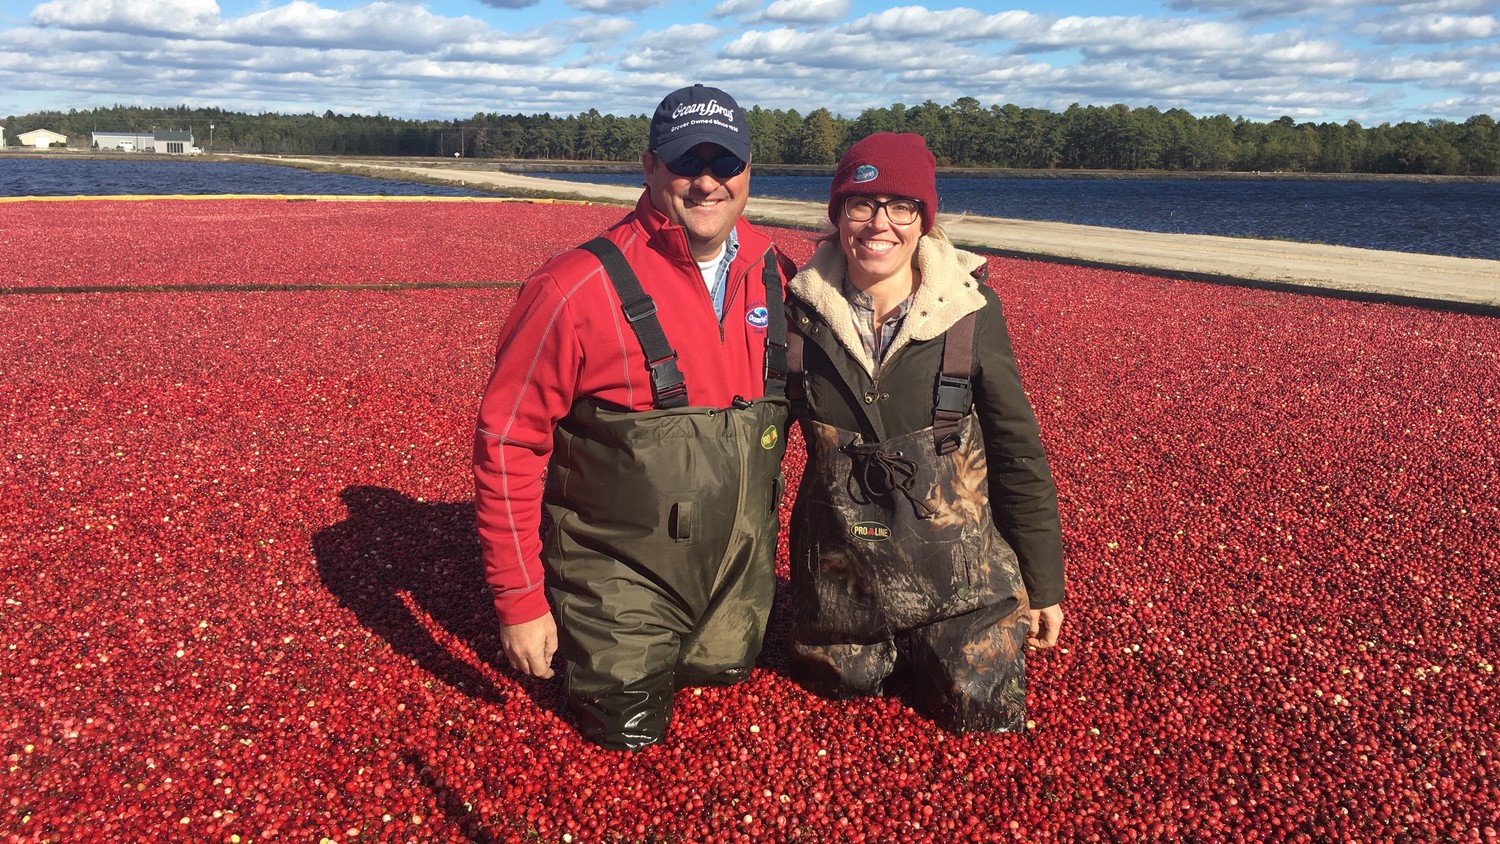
{"left": 93, "top": 131, "right": 155, "bottom": 152}
{"left": 153, "top": 129, "right": 193, "bottom": 154}
{"left": 1, "top": 123, "right": 6, "bottom": 148}
{"left": 18, "top": 129, "right": 67, "bottom": 149}
{"left": 91, "top": 128, "right": 196, "bottom": 154}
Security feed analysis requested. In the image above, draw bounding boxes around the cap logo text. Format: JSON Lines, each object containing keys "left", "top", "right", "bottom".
{"left": 853, "top": 165, "right": 879, "bottom": 183}
{"left": 672, "top": 99, "right": 737, "bottom": 124}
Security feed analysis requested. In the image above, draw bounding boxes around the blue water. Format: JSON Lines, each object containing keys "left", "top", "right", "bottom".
{"left": 541, "top": 171, "right": 1499, "bottom": 261}
{"left": 4, "top": 158, "right": 1494, "bottom": 259}
{"left": 0, "top": 158, "right": 492, "bottom": 198}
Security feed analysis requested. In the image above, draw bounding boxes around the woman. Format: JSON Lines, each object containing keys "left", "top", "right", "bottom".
{"left": 785, "top": 132, "right": 1065, "bottom": 733}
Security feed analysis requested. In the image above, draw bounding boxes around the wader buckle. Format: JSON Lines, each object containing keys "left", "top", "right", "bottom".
{"left": 935, "top": 374, "right": 972, "bottom": 414}
{"left": 649, "top": 355, "right": 688, "bottom": 407}
{"left": 933, "top": 374, "right": 972, "bottom": 456}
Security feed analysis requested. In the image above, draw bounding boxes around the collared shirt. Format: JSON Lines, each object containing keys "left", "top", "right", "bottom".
{"left": 696, "top": 227, "right": 740, "bottom": 320}
{"left": 842, "top": 275, "right": 912, "bottom": 366}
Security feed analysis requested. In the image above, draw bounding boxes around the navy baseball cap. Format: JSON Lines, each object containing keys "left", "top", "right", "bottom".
{"left": 649, "top": 84, "right": 751, "bottom": 163}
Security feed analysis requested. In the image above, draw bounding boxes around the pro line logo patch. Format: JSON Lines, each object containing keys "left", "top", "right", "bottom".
{"left": 850, "top": 521, "right": 891, "bottom": 541}
{"left": 760, "top": 425, "right": 779, "bottom": 450}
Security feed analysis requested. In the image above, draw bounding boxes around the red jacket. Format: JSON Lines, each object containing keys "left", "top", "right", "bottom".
{"left": 474, "top": 193, "right": 794, "bottom": 625}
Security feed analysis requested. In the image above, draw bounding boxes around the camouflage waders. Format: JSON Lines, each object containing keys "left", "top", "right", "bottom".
{"left": 788, "top": 315, "right": 1032, "bottom": 733}
{"left": 541, "top": 239, "right": 788, "bottom": 751}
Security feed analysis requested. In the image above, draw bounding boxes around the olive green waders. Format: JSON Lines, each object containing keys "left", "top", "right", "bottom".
{"left": 787, "top": 314, "right": 1032, "bottom": 733}
{"left": 540, "top": 239, "right": 788, "bottom": 751}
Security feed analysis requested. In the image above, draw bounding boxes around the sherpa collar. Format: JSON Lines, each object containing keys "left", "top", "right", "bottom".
{"left": 789, "top": 235, "right": 989, "bottom": 377}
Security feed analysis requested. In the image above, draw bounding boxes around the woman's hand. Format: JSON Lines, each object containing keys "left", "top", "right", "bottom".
{"left": 1027, "top": 604, "right": 1065, "bottom": 650}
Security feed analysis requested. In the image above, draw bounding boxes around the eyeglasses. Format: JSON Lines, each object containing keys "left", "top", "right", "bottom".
{"left": 843, "top": 196, "right": 922, "bottom": 226}
{"left": 658, "top": 151, "right": 747, "bottom": 179}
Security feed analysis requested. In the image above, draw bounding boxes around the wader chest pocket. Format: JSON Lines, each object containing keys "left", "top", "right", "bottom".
{"left": 669, "top": 500, "right": 696, "bottom": 542}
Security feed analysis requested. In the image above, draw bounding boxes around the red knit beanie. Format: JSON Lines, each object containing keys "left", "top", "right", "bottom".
{"left": 828, "top": 132, "right": 938, "bottom": 234}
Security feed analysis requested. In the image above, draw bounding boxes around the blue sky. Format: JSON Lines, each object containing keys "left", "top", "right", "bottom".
{"left": 2, "top": 0, "right": 1496, "bottom": 124}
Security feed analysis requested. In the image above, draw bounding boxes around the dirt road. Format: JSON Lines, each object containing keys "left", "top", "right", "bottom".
{"left": 241, "top": 155, "right": 1500, "bottom": 312}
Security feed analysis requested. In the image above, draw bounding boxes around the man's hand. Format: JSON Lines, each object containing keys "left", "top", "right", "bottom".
{"left": 499, "top": 614, "right": 558, "bottom": 679}
{"left": 1026, "top": 604, "right": 1065, "bottom": 650}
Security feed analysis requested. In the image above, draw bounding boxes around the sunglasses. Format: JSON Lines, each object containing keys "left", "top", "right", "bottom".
{"left": 658, "top": 151, "right": 748, "bottom": 179}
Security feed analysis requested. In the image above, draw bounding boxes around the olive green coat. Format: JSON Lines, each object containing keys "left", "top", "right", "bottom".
{"left": 786, "top": 235, "right": 1065, "bottom": 608}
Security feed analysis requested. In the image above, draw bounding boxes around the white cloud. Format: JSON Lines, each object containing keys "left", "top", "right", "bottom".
{"left": 1364, "top": 14, "right": 1498, "bottom": 42}
{"left": 442, "top": 36, "right": 569, "bottom": 63}
{"left": 565, "top": 0, "right": 662, "bottom": 12}
{"left": 615, "top": 48, "right": 680, "bottom": 72}
{"left": 215, "top": 2, "right": 491, "bottom": 51}
{"left": 720, "top": 26, "right": 817, "bottom": 57}
{"left": 1359, "top": 56, "right": 1474, "bottom": 81}
{"left": 634, "top": 22, "right": 723, "bottom": 49}
{"left": 846, "top": 7, "right": 1042, "bottom": 40}
{"left": 1260, "top": 40, "right": 1348, "bottom": 63}
{"left": 5, "top": 0, "right": 1499, "bottom": 124}
{"left": 1466, "top": 66, "right": 1500, "bottom": 85}
{"left": 32, "top": 0, "right": 219, "bottom": 35}
{"left": 1162, "top": 0, "right": 1368, "bottom": 17}
{"left": 720, "top": 27, "right": 935, "bottom": 70}
{"left": 709, "top": 0, "right": 762, "bottom": 17}
{"left": 761, "top": 0, "right": 848, "bottom": 25}
{"left": 1393, "top": 0, "right": 1499, "bottom": 11}
{"left": 566, "top": 16, "right": 636, "bottom": 42}
{"left": 1020, "top": 16, "right": 1255, "bottom": 57}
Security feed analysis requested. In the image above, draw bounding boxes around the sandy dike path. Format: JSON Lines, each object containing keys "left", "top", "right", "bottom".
{"left": 245, "top": 155, "right": 1500, "bottom": 313}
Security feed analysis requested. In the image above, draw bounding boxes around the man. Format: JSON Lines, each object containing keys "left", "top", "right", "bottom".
{"left": 474, "top": 84, "right": 795, "bottom": 751}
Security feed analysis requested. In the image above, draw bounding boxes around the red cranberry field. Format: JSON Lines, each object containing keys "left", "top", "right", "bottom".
{"left": 3, "top": 198, "right": 1497, "bottom": 843}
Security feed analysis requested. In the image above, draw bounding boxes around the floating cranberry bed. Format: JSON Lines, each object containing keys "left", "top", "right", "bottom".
{"left": 2, "top": 199, "right": 1496, "bottom": 843}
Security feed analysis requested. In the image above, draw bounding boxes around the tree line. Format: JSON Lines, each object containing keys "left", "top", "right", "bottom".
{"left": 6, "top": 100, "right": 1498, "bottom": 176}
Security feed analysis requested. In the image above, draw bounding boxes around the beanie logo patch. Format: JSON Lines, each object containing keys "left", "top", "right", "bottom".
{"left": 853, "top": 164, "right": 879, "bottom": 183}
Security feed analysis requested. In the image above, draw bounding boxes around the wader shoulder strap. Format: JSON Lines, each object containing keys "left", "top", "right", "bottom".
{"left": 762, "top": 250, "right": 789, "bottom": 399}
{"left": 579, "top": 237, "right": 688, "bottom": 409}
{"left": 784, "top": 307, "right": 975, "bottom": 452}
{"left": 933, "top": 311, "right": 978, "bottom": 455}
{"left": 785, "top": 315, "right": 807, "bottom": 408}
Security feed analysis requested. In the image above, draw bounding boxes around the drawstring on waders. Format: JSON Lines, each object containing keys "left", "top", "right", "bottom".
{"left": 841, "top": 441, "right": 937, "bottom": 519}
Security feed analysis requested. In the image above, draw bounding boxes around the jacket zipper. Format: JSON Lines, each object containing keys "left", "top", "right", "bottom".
{"left": 679, "top": 224, "right": 734, "bottom": 342}
{"left": 718, "top": 263, "right": 747, "bottom": 343}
